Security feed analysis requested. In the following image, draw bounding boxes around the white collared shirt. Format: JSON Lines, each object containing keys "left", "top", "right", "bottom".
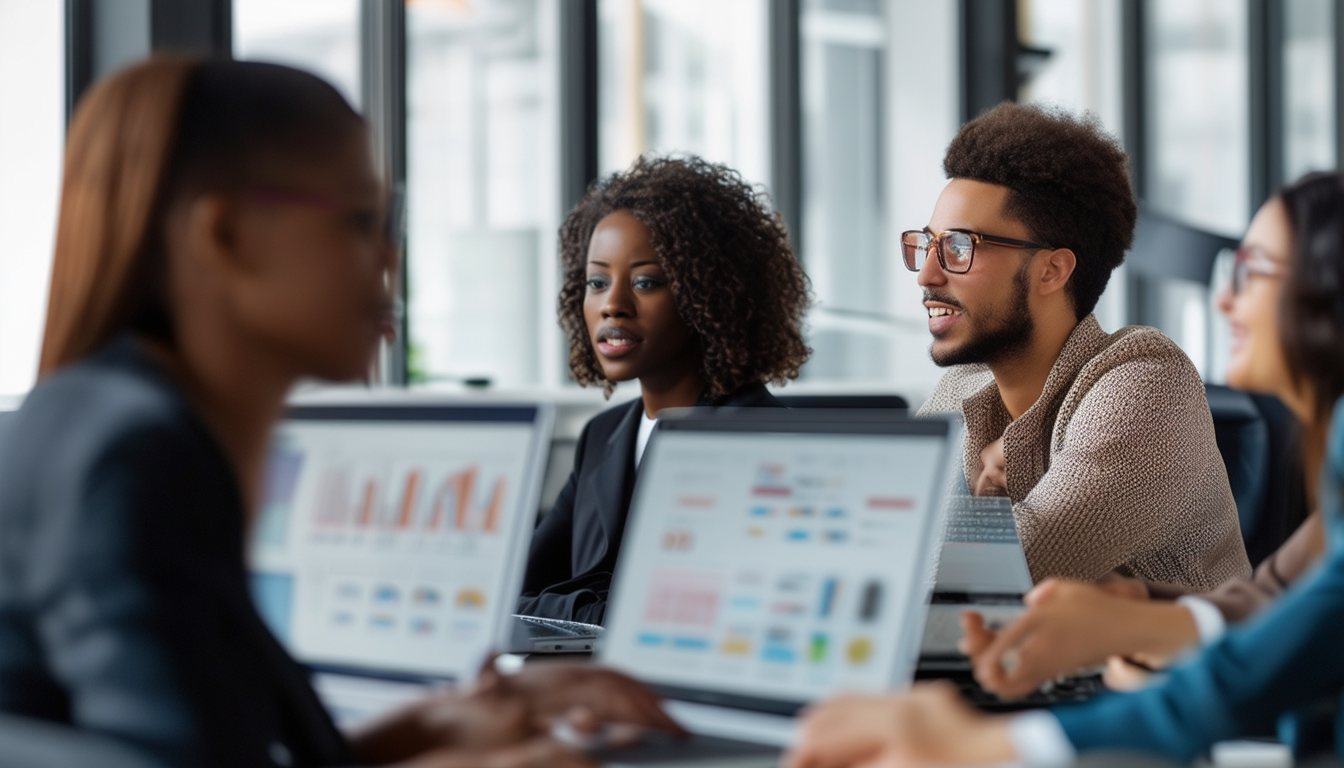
{"left": 635, "top": 412, "right": 657, "bottom": 467}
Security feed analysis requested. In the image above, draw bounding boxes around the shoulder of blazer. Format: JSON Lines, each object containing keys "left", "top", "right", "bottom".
{"left": 582, "top": 398, "right": 644, "bottom": 442}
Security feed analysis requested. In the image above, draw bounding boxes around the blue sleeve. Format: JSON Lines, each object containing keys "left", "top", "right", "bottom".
{"left": 1054, "top": 397, "right": 1344, "bottom": 764}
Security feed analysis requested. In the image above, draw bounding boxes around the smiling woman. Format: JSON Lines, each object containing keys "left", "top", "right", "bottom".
{"left": 517, "top": 154, "right": 813, "bottom": 624}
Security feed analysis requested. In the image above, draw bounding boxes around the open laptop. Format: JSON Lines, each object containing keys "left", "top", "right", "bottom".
{"left": 592, "top": 409, "right": 963, "bottom": 767}
{"left": 919, "top": 495, "right": 1034, "bottom": 669}
{"left": 248, "top": 396, "right": 553, "bottom": 725}
{"left": 916, "top": 496, "right": 1107, "bottom": 710}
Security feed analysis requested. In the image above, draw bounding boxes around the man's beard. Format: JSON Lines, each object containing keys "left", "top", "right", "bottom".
{"left": 929, "top": 262, "right": 1035, "bottom": 367}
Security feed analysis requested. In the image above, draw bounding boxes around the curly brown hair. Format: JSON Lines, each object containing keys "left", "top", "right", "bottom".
{"left": 558, "top": 155, "right": 812, "bottom": 400}
{"left": 943, "top": 102, "right": 1137, "bottom": 319}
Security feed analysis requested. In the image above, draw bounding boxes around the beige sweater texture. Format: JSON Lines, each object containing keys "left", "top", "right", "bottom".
{"left": 918, "top": 315, "right": 1251, "bottom": 591}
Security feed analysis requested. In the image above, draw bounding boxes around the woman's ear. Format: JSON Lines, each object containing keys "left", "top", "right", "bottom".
{"left": 173, "top": 193, "right": 247, "bottom": 279}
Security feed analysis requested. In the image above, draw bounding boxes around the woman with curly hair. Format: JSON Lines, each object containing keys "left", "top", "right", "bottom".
{"left": 517, "top": 155, "right": 812, "bottom": 624}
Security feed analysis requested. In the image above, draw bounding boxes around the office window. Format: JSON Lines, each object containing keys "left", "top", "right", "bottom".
{"left": 0, "top": 1, "right": 63, "bottom": 394}
{"left": 233, "top": 0, "right": 362, "bottom": 107}
{"left": 1019, "top": 0, "right": 1124, "bottom": 130}
{"left": 1141, "top": 0, "right": 1249, "bottom": 379}
{"left": 1145, "top": 0, "right": 1249, "bottom": 236}
{"left": 799, "top": 0, "right": 890, "bottom": 381}
{"left": 1018, "top": 0, "right": 1127, "bottom": 332}
{"left": 597, "top": 0, "right": 770, "bottom": 186}
{"left": 405, "top": 0, "right": 561, "bottom": 387}
{"left": 1283, "top": 0, "right": 1336, "bottom": 182}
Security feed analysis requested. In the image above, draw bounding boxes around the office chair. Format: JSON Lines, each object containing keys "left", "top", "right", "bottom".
{"left": 0, "top": 714, "right": 167, "bottom": 768}
{"left": 1204, "top": 384, "right": 1309, "bottom": 567}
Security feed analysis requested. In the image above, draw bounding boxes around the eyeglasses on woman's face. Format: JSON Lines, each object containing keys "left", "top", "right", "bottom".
{"left": 1230, "top": 245, "right": 1284, "bottom": 295}
{"left": 900, "top": 228, "right": 1051, "bottom": 274}
{"left": 242, "top": 185, "right": 405, "bottom": 248}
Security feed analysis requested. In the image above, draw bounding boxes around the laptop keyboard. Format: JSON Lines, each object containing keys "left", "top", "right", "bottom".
{"left": 943, "top": 497, "right": 1019, "bottom": 544}
{"left": 918, "top": 671, "right": 1107, "bottom": 712}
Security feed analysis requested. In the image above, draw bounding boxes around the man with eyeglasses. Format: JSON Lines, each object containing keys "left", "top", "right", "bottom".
{"left": 912, "top": 102, "right": 1249, "bottom": 591}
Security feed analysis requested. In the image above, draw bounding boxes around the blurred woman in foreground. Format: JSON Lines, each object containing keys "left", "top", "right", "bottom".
{"left": 786, "top": 172, "right": 1344, "bottom": 766}
{"left": 0, "top": 58, "right": 678, "bottom": 768}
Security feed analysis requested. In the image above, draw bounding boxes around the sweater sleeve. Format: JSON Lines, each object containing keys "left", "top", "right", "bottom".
{"left": 1144, "top": 512, "right": 1324, "bottom": 622}
{"left": 1012, "top": 341, "right": 1249, "bottom": 590}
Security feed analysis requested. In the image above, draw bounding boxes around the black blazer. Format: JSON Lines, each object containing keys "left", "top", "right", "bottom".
{"left": 0, "top": 338, "right": 350, "bottom": 768}
{"left": 518, "top": 383, "right": 781, "bottom": 624}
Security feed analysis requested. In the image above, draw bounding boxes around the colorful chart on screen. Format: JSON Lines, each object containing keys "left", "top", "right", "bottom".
{"left": 249, "top": 418, "right": 535, "bottom": 679}
{"left": 603, "top": 431, "right": 947, "bottom": 704}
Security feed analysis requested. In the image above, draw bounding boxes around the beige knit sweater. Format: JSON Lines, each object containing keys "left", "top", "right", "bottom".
{"left": 918, "top": 315, "right": 1251, "bottom": 590}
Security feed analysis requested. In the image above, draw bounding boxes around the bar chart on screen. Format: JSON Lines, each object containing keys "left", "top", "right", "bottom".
{"left": 253, "top": 417, "right": 539, "bottom": 678}
{"left": 310, "top": 463, "right": 507, "bottom": 539}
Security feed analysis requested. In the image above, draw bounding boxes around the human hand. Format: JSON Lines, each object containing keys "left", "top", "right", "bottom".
{"left": 784, "top": 682, "right": 1015, "bottom": 768}
{"left": 966, "top": 579, "right": 1166, "bottom": 700}
{"left": 1095, "top": 572, "right": 1150, "bottom": 601}
{"left": 956, "top": 610, "right": 998, "bottom": 659}
{"left": 348, "top": 683, "right": 541, "bottom": 765}
{"left": 480, "top": 658, "right": 688, "bottom": 739}
{"left": 1101, "top": 655, "right": 1163, "bottom": 692}
{"left": 973, "top": 438, "right": 1008, "bottom": 497}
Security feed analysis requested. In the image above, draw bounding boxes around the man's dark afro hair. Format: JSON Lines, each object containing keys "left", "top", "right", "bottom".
{"left": 943, "top": 102, "right": 1137, "bottom": 319}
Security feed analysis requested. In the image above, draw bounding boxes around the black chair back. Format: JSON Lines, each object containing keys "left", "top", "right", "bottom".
{"left": 1205, "top": 384, "right": 1309, "bottom": 566}
{"left": 775, "top": 394, "right": 909, "bottom": 411}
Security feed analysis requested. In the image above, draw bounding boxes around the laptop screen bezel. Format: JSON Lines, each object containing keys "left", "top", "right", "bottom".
{"left": 599, "top": 409, "right": 962, "bottom": 716}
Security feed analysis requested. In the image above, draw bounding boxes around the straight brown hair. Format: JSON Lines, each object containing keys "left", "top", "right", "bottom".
{"left": 40, "top": 58, "right": 196, "bottom": 377}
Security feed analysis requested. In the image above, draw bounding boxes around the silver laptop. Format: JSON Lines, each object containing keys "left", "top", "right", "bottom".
{"left": 593, "top": 409, "right": 963, "bottom": 767}
{"left": 248, "top": 395, "right": 553, "bottom": 725}
{"left": 919, "top": 495, "right": 1034, "bottom": 670}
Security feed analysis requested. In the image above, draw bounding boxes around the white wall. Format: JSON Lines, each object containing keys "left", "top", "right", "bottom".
{"left": 0, "top": 0, "right": 64, "bottom": 394}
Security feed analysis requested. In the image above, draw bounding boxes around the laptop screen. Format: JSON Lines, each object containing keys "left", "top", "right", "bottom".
{"left": 249, "top": 403, "right": 549, "bottom": 684}
{"left": 602, "top": 421, "right": 954, "bottom": 713}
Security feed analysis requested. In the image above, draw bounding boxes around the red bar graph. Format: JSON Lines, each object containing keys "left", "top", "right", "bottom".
{"left": 483, "top": 478, "right": 504, "bottom": 533}
{"left": 398, "top": 470, "right": 422, "bottom": 529}
{"left": 310, "top": 463, "right": 507, "bottom": 536}
{"left": 358, "top": 479, "right": 377, "bottom": 527}
{"left": 451, "top": 468, "right": 476, "bottom": 532}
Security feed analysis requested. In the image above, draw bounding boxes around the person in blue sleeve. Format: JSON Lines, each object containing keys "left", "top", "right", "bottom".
{"left": 784, "top": 172, "right": 1344, "bottom": 767}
